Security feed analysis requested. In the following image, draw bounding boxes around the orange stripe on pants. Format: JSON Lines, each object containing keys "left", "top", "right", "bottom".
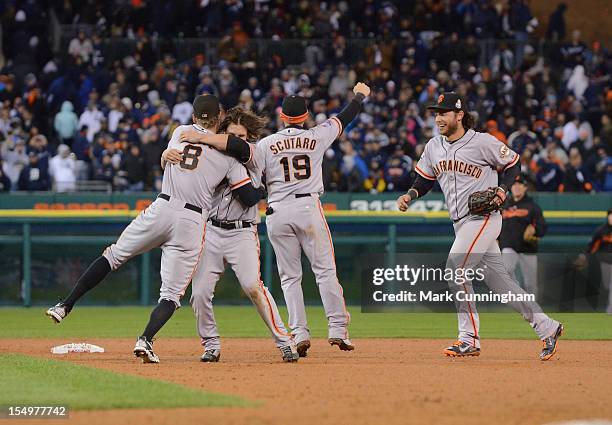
{"left": 316, "top": 200, "right": 350, "bottom": 338}
{"left": 458, "top": 215, "right": 490, "bottom": 346}
{"left": 255, "top": 229, "right": 291, "bottom": 338}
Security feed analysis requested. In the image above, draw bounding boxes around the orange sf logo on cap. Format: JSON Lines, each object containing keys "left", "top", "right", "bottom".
{"left": 438, "top": 94, "right": 444, "bottom": 104}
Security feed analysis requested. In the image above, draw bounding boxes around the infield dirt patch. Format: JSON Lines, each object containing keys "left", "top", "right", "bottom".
{"left": 2, "top": 338, "right": 611, "bottom": 425}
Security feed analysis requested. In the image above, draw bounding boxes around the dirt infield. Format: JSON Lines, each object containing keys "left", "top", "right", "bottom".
{"left": 3, "top": 338, "right": 612, "bottom": 425}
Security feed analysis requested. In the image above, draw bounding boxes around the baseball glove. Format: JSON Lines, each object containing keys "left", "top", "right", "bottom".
{"left": 468, "top": 187, "right": 506, "bottom": 216}
{"left": 523, "top": 224, "right": 538, "bottom": 244}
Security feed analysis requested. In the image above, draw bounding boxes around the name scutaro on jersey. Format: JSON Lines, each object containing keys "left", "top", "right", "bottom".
{"left": 247, "top": 117, "right": 342, "bottom": 205}
{"left": 268, "top": 136, "right": 318, "bottom": 154}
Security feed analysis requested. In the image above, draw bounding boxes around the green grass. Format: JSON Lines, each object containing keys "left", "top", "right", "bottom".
{"left": 1, "top": 306, "right": 611, "bottom": 340}
{"left": 0, "top": 353, "right": 251, "bottom": 410}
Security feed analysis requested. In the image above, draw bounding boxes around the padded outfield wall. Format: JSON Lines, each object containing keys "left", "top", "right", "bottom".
{"left": 0, "top": 193, "right": 609, "bottom": 307}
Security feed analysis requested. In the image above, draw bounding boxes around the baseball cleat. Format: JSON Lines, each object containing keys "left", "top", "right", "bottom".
{"left": 540, "top": 323, "right": 564, "bottom": 361}
{"left": 443, "top": 341, "right": 481, "bottom": 357}
{"left": 200, "top": 349, "right": 221, "bottom": 363}
{"left": 45, "top": 302, "right": 70, "bottom": 323}
{"left": 133, "top": 336, "right": 160, "bottom": 364}
{"left": 328, "top": 338, "right": 355, "bottom": 351}
{"left": 296, "top": 340, "right": 311, "bottom": 357}
{"left": 279, "top": 345, "right": 299, "bottom": 362}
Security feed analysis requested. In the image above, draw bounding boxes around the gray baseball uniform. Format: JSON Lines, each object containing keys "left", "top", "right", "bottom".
{"left": 502, "top": 248, "right": 538, "bottom": 298}
{"left": 246, "top": 117, "right": 350, "bottom": 344}
{"left": 103, "top": 124, "right": 250, "bottom": 307}
{"left": 416, "top": 129, "right": 560, "bottom": 348}
{"left": 191, "top": 166, "right": 294, "bottom": 350}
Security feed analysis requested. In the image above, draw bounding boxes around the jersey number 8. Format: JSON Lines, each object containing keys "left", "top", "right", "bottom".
{"left": 280, "top": 154, "right": 311, "bottom": 182}
{"left": 180, "top": 145, "right": 203, "bottom": 170}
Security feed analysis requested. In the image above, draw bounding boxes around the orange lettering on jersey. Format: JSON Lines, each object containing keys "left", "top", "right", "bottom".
{"left": 433, "top": 164, "right": 441, "bottom": 177}
{"left": 310, "top": 139, "right": 317, "bottom": 150}
{"left": 270, "top": 145, "right": 278, "bottom": 155}
{"left": 433, "top": 160, "right": 482, "bottom": 179}
{"left": 502, "top": 208, "right": 529, "bottom": 219}
{"left": 295, "top": 137, "right": 302, "bottom": 148}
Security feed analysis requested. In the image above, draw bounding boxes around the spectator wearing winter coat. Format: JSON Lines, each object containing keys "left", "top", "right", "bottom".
{"left": 18, "top": 152, "right": 51, "bottom": 191}
{"left": 559, "top": 148, "right": 593, "bottom": 192}
{"left": 536, "top": 144, "right": 564, "bottom": 191}
{"left": 49, "top": 144, "right": 77, "bottom": 192}
{"left": 122, "top": 144, "right": 146, "bottom": 192}
{"left": 567, "top": 65, "right": 589, "bottom": 101}
{"left": 1, "top": 138, "right": 28, "bottom": 189}
{"left": 54, "top": 101, "right": 79, "bottom": 145}
{"left": 79, "top": 101, "right": 104, "bottom": 143}
{"left": 546, "top": 3, "right": 567, "bottom": 41}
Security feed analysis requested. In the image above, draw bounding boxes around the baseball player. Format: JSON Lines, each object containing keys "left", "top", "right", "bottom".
{"left": 46, "top": 95, "right": 267, "bottom": 363}
{"left": 179, "top": 82, "right": 371, "bottom": 357}
{"left": 500, "top": 175, "right": 547, "bottom": 299}
{"left": 397, "top": 92, "right": 563, "bottom": 361}
{"left": 161, "top": 106, "right": 298, "bottom": 363}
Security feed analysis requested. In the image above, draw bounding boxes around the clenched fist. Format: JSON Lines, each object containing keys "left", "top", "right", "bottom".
{"left": 353, "top": 82, "right": 371, "bottom": 97}
{"left": 397, "top": 193, "right": 412, "bottom": 212}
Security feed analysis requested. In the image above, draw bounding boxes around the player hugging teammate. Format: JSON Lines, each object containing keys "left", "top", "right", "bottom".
{"left": 162, "top": 106, "right": 299, "bottom": 363}
{"left": 180, "top": 82, "right": 371, "bottom": 357}
{"left": 397, "top": 92, "right": 563, "bottom": 361}
{"left": 46, "top": 95, "right": 276, "bottom": 363}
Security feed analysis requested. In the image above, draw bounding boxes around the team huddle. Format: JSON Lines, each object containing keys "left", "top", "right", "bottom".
{"left": 45, "top": 86, "right": 563, "bottom": 364}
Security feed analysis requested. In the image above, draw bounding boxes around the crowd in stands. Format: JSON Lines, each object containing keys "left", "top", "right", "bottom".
{"left": 0, "top": 0, "right": 610, "bottom": 193}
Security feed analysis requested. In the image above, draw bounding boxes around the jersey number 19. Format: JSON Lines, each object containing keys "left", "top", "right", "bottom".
{"left": 280, "top": 155, "right": 311, "bottom": 182}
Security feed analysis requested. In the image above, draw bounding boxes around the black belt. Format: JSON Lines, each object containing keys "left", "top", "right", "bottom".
{"left": 157, "top": 193, "right": 202, "bottom": 214}
{"left": 267, "top": 194, "right": 312, "bottom": 216}
{"left": 209, "top": 218, "right": 255, "bottom": 229}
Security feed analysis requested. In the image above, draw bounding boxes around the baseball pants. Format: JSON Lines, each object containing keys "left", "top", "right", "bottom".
{"left": 266, "top": 195, "right": 350, "bottom": 344}
{"left": 501, "top": 248, "right": 539, "bottom": 299}
{"left": 103, "top": 197, "right": 207, "bottom": 307}
{"left": 447, "top": 213, "right": 559, "bottom": 348}
{"left": 191, "top": 225, "right": 293, "bottom": 349}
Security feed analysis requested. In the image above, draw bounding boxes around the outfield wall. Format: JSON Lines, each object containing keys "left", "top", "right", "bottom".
{"left": 0, "top": 193, "right": 609, "bottom": 308}
{"left": 0, "top": 192, "right": 610, "bottom": 212}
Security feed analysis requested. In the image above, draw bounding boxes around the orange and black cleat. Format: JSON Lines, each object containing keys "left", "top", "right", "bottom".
{"left": 540, "top": 323, "right": 564, "bottom": 361}
{"left": 443, "top": 341, "right": 481, "bottom": 357}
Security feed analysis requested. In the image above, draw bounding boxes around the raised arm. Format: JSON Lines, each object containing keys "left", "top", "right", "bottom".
{"left": 334, "top": 82, "right": 370, "bottom": 132}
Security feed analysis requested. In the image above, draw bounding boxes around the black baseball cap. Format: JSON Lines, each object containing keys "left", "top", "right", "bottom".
{"left": 192, "top": 94, "right": 220, "bottom": 119}
{"left": 280, "top": 95, "right": 309, "bottom": 123}
{"left": 427, "top": 92, "right": 466, "bottom": 112}
{"left": 513, "top": 174, "right": 528, "bottom": 185}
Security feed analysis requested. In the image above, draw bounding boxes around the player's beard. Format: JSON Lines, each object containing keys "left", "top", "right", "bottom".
{"left": 439, "top": 119, "right": 458, "bottom": 137}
